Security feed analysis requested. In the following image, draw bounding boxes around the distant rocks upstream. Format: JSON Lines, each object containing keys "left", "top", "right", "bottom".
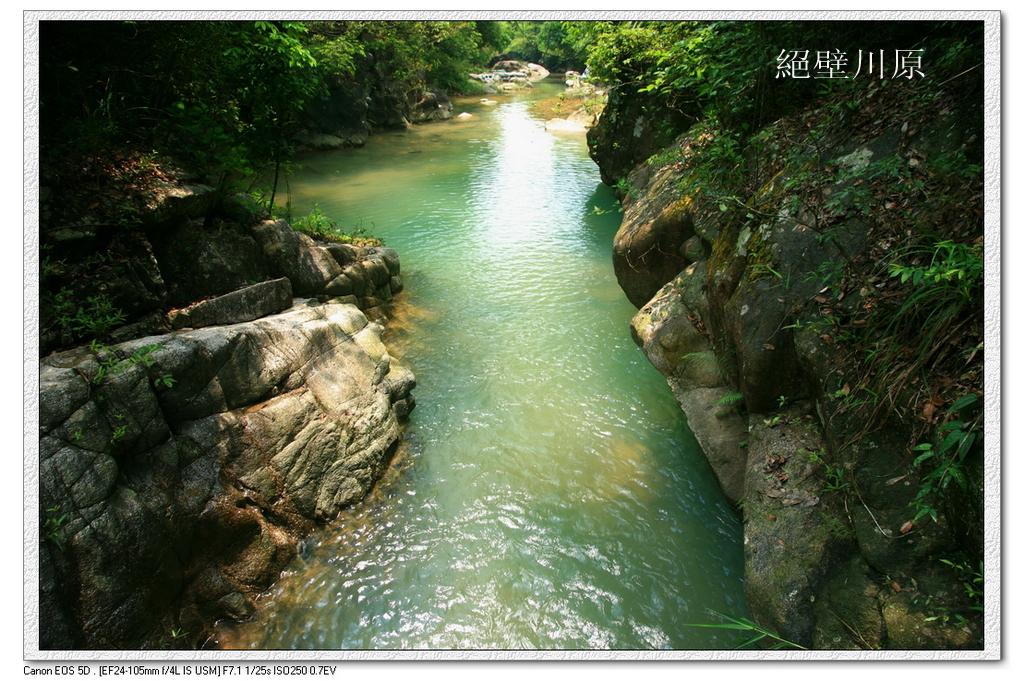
{"left": 470, "top": 60, "right": 550, "bottom": 92}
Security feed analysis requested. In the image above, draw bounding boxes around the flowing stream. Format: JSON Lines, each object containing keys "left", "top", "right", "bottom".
{"left": 216, "top": 82, "right": 748, "bottom": 650}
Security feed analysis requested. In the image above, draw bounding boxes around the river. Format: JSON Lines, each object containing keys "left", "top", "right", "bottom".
{"left": 215, "top": 81, "right": 748, "bottom": 650}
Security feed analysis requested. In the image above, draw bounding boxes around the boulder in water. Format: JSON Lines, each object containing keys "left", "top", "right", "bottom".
{"left": 38, "top": 300, "right": 415, "bottom": 648}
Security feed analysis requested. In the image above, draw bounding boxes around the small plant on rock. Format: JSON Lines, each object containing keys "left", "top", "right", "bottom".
{"left": 716, "top": 391, "right": 744, "bottom": 408}
{"left": 909, "top": 393, "right": 980, "bottom": 524}
{"left": 42, "top": 505, "right": 68, "bottom": 547}
{"left": 49, "top": 289, "right": 127, "bottom": 341}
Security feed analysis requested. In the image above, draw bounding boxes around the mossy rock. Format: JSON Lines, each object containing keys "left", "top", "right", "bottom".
{"left": 813, "top": 555, "right": 884, "bottom": 650}
{"left": 743, "top": 406, "right": 845, "bottom": 647}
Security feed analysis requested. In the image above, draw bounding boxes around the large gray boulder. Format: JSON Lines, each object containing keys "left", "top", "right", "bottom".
{"left": 613, "top": 158, "right": 696, "bottom": 308}
{"left": 167, "top": 277, "right": 293, "bottom": 330}
{"left": 631, "top": 261, "right": 748, "bottom": 503}
{"left": 38, "top": 301, "right": 414, "bottom": 649}
{"left": 250, "top": 219, "right": 343, "bottom": 296}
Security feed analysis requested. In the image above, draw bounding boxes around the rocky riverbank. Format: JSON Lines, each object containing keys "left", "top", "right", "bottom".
{"left": 590, "top": 75, "right": 984, "bottom": 649}
{"left": 38, "top": 170, "right": 415, "bottom": 649}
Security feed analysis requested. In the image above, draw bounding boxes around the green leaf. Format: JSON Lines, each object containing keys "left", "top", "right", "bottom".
{"left": 958, "top": 432, "right": 977, "bottom": 457}
{"left": 948, "top": 393, "right": 979, "bottom": 414}
{"left": 937, "top": 430, "right": 963, "bottom": 456}
{"left": 913, "top": 450, "right": 936, "bottom": 466}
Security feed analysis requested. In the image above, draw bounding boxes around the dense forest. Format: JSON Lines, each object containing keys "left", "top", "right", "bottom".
{"left": 36, "top": 19, "right": 987, "bottom": 652}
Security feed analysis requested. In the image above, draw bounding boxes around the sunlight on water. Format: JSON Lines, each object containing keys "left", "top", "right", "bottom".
{"left": 215, "top": 83, "right": 748, "bottom": 651}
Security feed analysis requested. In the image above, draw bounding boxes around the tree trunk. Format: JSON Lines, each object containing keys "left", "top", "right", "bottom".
{"left": 268, "top": 148, "right": 282, "bottom": 214}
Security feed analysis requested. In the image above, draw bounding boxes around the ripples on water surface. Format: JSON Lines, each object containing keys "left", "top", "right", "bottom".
{"left": 217, "top": 83, "right": 748, "bottom": 650}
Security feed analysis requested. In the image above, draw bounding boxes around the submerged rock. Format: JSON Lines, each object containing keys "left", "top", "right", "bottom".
{"left": 545, "top": 117, "right": 588, "bottom": 134}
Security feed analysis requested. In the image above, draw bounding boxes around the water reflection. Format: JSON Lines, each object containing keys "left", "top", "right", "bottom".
{"left": 216, "top": 82, "right": 747, "bottom": 650}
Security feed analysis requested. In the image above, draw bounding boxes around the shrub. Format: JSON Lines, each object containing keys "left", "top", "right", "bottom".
{"left": 292, "top": 205, "right": 382, "bottom": 245}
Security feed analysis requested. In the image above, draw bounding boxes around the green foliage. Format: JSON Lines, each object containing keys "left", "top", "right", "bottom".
{"left": 89, "top": 340, "right": 164, "bottom": 386}
{"left": 716, "top": 391, "right": 745, "bottom": 408}
{"left": 110, "top": 423, "right": 128, "bottom": 444}
{"left": 50, "top": 289, "right": 126, "bottom": 341}
{"left": 938, "top": 557, "right": 984, "bottom": 615}
{"left": 641, "top": 22, "right": 769, "bottom": 127}
{"left": 801, "top": 448, "right": 822, "bottom": 464}
{"left": 41, "top": 19, "right": 501, "bottom": 206}
{"left": 799, "top": 447, "right": 849, "bottom": 495}
{"left": 823, "top": 465, "right": 850, "bottom": 494}
{"left": 909, "top": 393, "right": 981, "bottom": 524}
{"left": 306, "top": 29, "right": 364, "bottom": 79}
{"left": 291, "top": 205, "right": 381, "bottom": 245}
{"left": 613, "top": 177, "right": 635, "bottom": 199}
{"left": 889, "top": 240, "right": 982, "bottom": 302}
{"left": 499, "top": 21, "right": 587, "bottom": 71}
{"left": 43, "top": 505, "right": 68, "bottom": 547}
{"left": 684, "top": 610, "right": 807, "bottom": 650}
{"left": 316, "top": 21, "right": 491, "bottom": 94}
{"left": 858, "top": 238, "right": 984, "bottom": 399}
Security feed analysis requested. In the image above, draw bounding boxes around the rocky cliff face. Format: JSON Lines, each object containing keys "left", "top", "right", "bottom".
{"left": 38, "top": 177, "right": 415, "bottom": 649}
{"left": 590, "top": 79, "right": 984, "bottom": 649}
{"left": 299, "top": 62, "right": 456, "bottom": 150}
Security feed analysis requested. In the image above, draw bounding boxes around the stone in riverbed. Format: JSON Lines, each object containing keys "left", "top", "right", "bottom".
{"left": 682, "top": 234, "right": 706, "bottom": 262}
{"left": 613, "top": 160, "right": 696, "bottom": 307}
{"left": 152, "top": 219, "right": 272, "bottom": 307}
{"left": 409, "top": 90, "right": 454, "bottom": 123}
{"left": 341, "top": 262, "right": 368, "bottom": 296}
{"left": 167, "top": 278, "right": 293, "bottom": 330}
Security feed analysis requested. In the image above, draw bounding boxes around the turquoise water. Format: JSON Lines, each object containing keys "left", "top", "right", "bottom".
{"left": 217, "top": 83, "right": 747, "bottom": 650}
